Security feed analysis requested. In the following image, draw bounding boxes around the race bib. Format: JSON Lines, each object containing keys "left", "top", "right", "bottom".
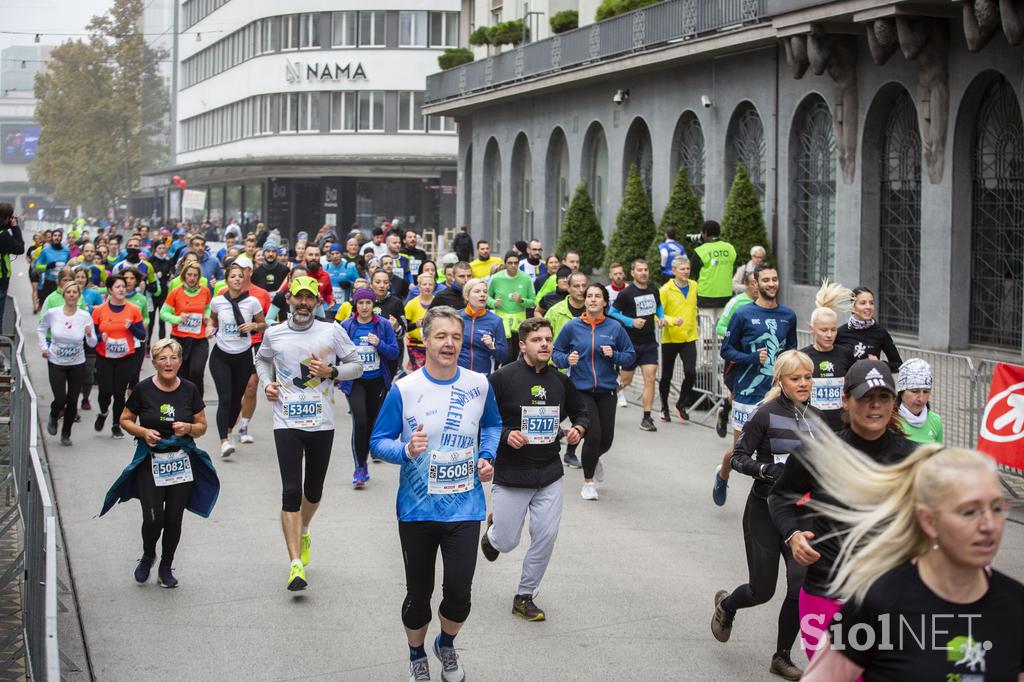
{"left": 773, "top": 453, "right": 790, "bottom": 465}
{"left": 151, "top": 450, "right": 194, "bottom": 487}
{"left": 53, "top": 342, "right": 82, "bottom": 362}
{"left": 357, "top": 344, "right": 380, "bottom": 372}
{"left": 520, "top": 405, "right": 560, "bottom": 444}
{"left": 408, "top": 259, "right": 421, "bottom": 276}
{"left": 178, "top": 313, "right": 203, "bottom": 334}
{"left": 811, "top": 377, "right": 844, "bottom": 411}
{"left": 428, "top": 447, "right": 476, "bottom": 495}
{"left": 393, "top": 265, "right": 405, "bottom": 279}
{"left": 282, "top": 394, "right": 323, "bottom": 428}
{"left": 104, "top": 337, "right": 130, "bottom": 358}
{"left": 220, "top": 322, "right": 240, "bottom": 339}
{"left": 635, "top": 294, "right": 656, "bottom": 317}
{"left": 332, "top": 286, "right": 344, "bottom": 303}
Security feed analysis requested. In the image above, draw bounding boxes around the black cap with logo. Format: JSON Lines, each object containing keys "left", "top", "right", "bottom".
{"left": 843, "top": 359, "right": 897, "bottom": 399}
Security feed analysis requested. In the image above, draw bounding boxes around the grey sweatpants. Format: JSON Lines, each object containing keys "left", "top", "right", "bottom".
{"left": 487, "top": 479, "right": 563, "bottom": 596}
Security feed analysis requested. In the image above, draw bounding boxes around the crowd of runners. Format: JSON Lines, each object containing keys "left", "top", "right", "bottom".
{"left": 8, "top": 204, "right": 1021, "bottom": 681}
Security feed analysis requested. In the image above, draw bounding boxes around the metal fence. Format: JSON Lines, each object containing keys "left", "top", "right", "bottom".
{"left": 652, "top": 315, "right": 1017, "bottom": 471}
{"left": 425, "top": 0, "right": 767, "bottom": 104}
{"left": 1, "top": 293, "right": 60, "bottom": 680}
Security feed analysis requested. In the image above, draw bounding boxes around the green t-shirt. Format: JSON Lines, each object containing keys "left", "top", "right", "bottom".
{"left": 43, "top": 289, "right": 88, "bottom": 312}
{"left": 126, "top": 291, "right": 150, "bottom": 317}
{"left": 716, "top": 292, "right": 753, "bottom": 337}
{"left": 487, "top": 270, "right": 535, "bottom": 316}
{"left": 901, "top": 410, "right": 944, "bottom": 445}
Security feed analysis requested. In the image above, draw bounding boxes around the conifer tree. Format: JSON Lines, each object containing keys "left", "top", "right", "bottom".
{"left": 556, "top": 181, "right": 605, "bottom": 274}
{"left": 604, "top": 164, "right": 656, "bottom": 272}
{"left": 721, "top": 164, "right": 772, "bottom": 265}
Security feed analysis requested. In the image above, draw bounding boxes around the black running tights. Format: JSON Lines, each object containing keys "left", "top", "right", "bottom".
{"left": 659, "top": 341, "right": 697, "bottom": 412}
{"left": 273, "top": 429, "right": 334, "bottom": 512}
{"left": 96, "top": 355, "right": 134, "bottom": 422}
{"left": 578, "top": 390, "right": 618, "bottom": 480}
{"left": 398, "top": 520, "right": 479, "bottom": 630}
{"left": 209, "top": 345, "right": 253, "bottom": 439}
{"left": 345, "top": 376, "right": 386, "bottom": 468}
{"left": 135, "top": 455, "right": 195, "bottom": 566}
{"left": 47, "top": 362, "right": 84, "bottom": 437}
{"left": 722, "top": 493, "right": 805, "bottom": 656}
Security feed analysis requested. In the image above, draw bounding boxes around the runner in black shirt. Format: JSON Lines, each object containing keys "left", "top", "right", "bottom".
{"left": 481, "top": 317, "right": 588, "bottom": 621}
{"left": 834, "top": 287, "right": 902, "bottom": 373}
{"left": 608, "top": 258, "right": 664, "bottom": 432}
{"left": 801, "top": 280, "right": 856, "bottom": 432}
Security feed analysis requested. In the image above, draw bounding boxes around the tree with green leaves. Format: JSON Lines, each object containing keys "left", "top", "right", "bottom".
{"left": 604, "top": 164, "right": 656, "bottom": 272}
{"left": 645, "top": 165, "right": 704, "bottom": 275}
{"left": 721, "top": 164, "right": 773, "bottom": 266}
{"left": 32, "top": 0, "right": 168, "bottom": 214}
{"left": 556, "top": 181, "right": 605, "bottom": 274}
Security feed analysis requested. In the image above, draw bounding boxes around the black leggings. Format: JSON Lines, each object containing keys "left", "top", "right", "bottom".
{"left": 345, "top": 376, "right": 386, "bottom": 468}
{"left": 398, "top": 520, "right": 479, "bottom": 630}
{"left": 80, "top": 348, "right": 97, "bottom": 397}
{"left": 659, "top": 341, "right": 697, "bottom": 411}
{"left": 47, "top": 362, "right": 84, "bottom": 437}
{"left": 129, "top": 347, "right": 146, "bottom": 388}
{"left": 149, "top": 294, "right": 167, "bottom": 340}
{"left": 135, "top": 454, "right": 195, "bottom": 566}
{"left": 96, "top": 355, "right": 135, "bottom": 420}
{"left": 578, "top": 389, "right": 618, "bottom": 479}
{"left": 209, "top": 345, "right": 253, "bottom": 439}
{"left": 273, "top": 429, "right": 334, "bottom": 512}
{"left": 174, "top": 336, "right": 209, "bottom": 400}
{"left": 722, "top": 493, "right": 805, "bottom": 656}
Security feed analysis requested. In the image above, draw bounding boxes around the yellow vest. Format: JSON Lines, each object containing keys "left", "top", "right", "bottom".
{"left": 659, "top": 279, "right": 699, "bottom": 343}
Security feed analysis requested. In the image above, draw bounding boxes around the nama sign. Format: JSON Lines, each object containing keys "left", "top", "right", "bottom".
{"left": 286, "top": 59, "right": 367, "bottom": 83}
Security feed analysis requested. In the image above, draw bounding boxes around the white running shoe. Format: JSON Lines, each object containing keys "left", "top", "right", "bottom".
{"left": 220, "top": 440, "right": 235, "bottom": 458}
{"left": 581, "top": 482, "right": 599, "bottom": 500}
{"left": 239, "top": 428, "right": 255, "bottom": 444}
{"left": 617, "top": 390, "right": 627, "bottom": 408}
{"left": 594, "top": 459, "right": 605, "bottom": 482}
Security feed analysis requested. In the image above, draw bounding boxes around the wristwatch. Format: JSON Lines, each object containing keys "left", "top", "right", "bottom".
{"left": 330, "top": 366, "right": 339, "bottom": 380}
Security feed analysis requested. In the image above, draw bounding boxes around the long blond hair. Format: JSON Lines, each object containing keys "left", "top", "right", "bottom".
{"left": 762, "top": 349, "right": 813, "bottom": 403}
{"left": 795, "top": 430, "right": 998, "bottom": 604}
{"left": 809, "top": 278, "right": 852, "bottom": 326}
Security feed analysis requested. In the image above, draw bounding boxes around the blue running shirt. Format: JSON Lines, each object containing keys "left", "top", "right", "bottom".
{"left": 371, "top": 367, "right": 502, "bottom": 522}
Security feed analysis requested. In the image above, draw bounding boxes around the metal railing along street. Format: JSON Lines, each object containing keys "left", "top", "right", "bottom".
{"left": 655, "top": 315, "right": 1020, "bottom": 476}
{"left": 425, "top": 0, "right": 767, "bottom": 104}
{"left": 1, "top": 293, "right": 60, "bottom": 680}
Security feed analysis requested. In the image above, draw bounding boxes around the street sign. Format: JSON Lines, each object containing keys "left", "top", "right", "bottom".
{"left": 977, "top": 362, "right": 1024, "bottom": 470}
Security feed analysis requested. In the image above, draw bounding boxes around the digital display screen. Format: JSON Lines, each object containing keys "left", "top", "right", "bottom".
{"left": 2, "top": 124, "right": 39, "bottom": 164}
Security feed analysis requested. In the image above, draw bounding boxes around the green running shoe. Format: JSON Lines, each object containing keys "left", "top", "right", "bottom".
{"left": 300, "top": 530, "right": 311, "bottom": 566}
{"left": 287, "top": 563, "right": 307, "bottom": 591}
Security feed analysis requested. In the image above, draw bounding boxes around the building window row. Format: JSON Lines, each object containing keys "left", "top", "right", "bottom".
{"left": 181, "top": 11, "right": 459, "bottom": 89}
{"left": 180, "top": 90, "right": 456, "bottom": 152}
{"left": 183, "top": 0, "right": 230, "bottom": 30}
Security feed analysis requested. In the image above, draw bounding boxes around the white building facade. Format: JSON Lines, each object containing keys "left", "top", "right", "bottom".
{"left": 170, "top": 0, "right": 460, "bottom": 239}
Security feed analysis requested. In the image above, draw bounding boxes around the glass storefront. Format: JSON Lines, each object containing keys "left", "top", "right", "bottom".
{"left": 225, "top": 184, "right": 242, "bottom": 224}
{"left": 243, "top": 182, "right": 263, "bottom": 224}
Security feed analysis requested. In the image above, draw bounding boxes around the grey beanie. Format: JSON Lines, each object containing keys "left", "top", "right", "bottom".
{"left": 897, "top": 358, "right": 933, "bottom": 392}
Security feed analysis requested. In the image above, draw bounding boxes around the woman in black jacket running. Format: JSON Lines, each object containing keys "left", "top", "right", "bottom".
{"left": 710, "top": 349, "right": 821, "bottom": 681}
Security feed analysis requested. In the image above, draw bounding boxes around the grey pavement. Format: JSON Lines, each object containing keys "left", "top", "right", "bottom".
{"left": 14, "top": 274, "right": 1024, "bottom": 681}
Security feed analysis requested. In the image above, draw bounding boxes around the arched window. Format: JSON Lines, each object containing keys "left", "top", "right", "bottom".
{"left": 623, "top": 117, "right": 653, "bottom": 199}
{"left": 545, "top": 128, "right": 570, "bottom": 243}
{"left": 970, "top": 76, "right": 1024, "bottom": 350}
{"left": 483, "top": 138, "right": 502, "bottom": 248}
{"left": 511, "top": 133, "right": 533, "bottom": 244}
{"left": 676, "top": 111, "right": 705, "bottom": 207}
{"left": 877, "top": 90, "right": 921, "bottom": 335}
{"left": 791, "top": 97, "right": 836, "bottom": 285}
{"left": 582, "top": 123, "right": 608, "bottom": 227}
{"left": 726, "top": 103, "right": 766, "bottom": 207}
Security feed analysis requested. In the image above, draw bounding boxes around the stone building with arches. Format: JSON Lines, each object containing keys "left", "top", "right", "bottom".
{"left": 425, "top": 0, "right": 1024, "bottom": 357}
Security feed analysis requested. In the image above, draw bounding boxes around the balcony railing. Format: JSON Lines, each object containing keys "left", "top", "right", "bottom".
{"left": 425, "top": 0, "right": 767, "bottom": 104}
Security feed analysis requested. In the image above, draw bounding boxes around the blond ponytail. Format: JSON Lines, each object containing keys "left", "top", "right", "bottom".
{"left": 794, "top": 428, "right": 996, "bottom": 604}
{"left": 810, "top": 279, "right": 852, "bottom": 326}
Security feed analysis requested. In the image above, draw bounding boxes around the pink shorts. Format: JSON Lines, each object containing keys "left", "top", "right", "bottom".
{"left": 798, "top": 587, "right": 843, "bottom": 660}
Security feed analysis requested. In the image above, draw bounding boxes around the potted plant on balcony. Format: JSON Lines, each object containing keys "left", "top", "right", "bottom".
{"left": 550, "top": 10, "right": 579, "bottom": 34}
{"left": 490, "top": 19, "right": 528, "bottom": 46}
{"left": 438, "top": 48, "right": 474, "bottom": 70}
{"left": 469, "top": 26, "right": 493, "bottom": 46}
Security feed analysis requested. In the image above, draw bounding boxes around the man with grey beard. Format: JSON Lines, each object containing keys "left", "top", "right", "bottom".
{"left": 256, "top": 275, "right": 363, "bottom": 592}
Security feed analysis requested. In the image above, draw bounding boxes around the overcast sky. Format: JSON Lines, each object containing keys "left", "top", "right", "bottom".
{"left": 0, "top": 0, "right": 113, "bottom": 51}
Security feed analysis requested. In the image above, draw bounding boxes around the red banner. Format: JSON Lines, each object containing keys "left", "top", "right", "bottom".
{"left": 977, "top": 362, "right": 1024, "bottom": 470}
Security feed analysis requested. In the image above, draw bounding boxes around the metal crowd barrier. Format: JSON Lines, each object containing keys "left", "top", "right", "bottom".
{"left": 652, "top": 314, "right": 1016, "bottom": 470}
{"left": 1, "top": 293, "right": 60, "bottom": 679}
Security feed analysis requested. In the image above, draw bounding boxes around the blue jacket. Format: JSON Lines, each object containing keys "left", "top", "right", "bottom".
{"left": 197, "top": 250, "right": 224, "bottom": 286}
{"left": 338, "top": 314, "right": 400, "bottom": 395}
{"left": 100, "top": 436, "right": 220, "bottom": 519}
{"left": 553, "top": 315, "right": 635, "bottom": 391}
{"left": 459, "top": 308, "right": 507, "bottom": 375}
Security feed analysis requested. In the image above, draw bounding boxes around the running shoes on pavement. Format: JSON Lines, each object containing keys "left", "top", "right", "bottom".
{"left": 562, "top": 451, "right": 581, "bottom": 468}
{"left": 134, "top": 555, "right": 154, "bottom": 583}
{"left": 580, "top": 482, "right": 599, "bottom": 500}
{"left": 712, "top": 464, "right": 729, "bottom": 506}
{"left": 220, "top": 440, "right": 235, "bottom": 458}
{"left": 238, "top": 427, "right": 254, "bottom": 444}
{"left": 352, "top": 466, "right": 369, "bottom": 488}
{"left": 433, "top": 634, "right": 465, "bottom": 682}
{"left": 300, "top": 531, "right": 312, "bottom": 566}
{"left": 711, "top": 589, "right": 734, "bottom": 642}
{"left": 409, "top": 658, "right": 430, "bottom": 682}
{"left": 158, "top": 565, "right": 178, "bottom": 588}
{"left": 480, "top": 519, "right": 499, "bottom": 562}
{"left": 769, "top": 652, "right": 803, "bottom": 680}
{"left": 640, "top": 416, "right": 657, "bottom": 432}
{"left": 111, "top": 425, "right": 124, "bottom": 439}
{"left": 287, "top": 562, "right": 307, "bottom": 591}
{"left": 512, "top": 594, "right": 545, "bottom": 621}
